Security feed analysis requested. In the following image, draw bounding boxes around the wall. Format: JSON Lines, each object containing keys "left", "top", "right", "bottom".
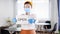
{"left": 0, "top": 0, "right": 15, "bottom": 26}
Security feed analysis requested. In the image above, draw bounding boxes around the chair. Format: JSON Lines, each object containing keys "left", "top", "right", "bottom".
{"left": 1, "top": 29, "right": 9, "bottom": 34}
{"left": 44, "top": 21, "right": 51, "bottom": 29}
{"left": 43, "top": 21, "right": 51, "bottom": 34}
{"left": 51, "top": 23, "right": 57, "bottom": 34}
{"left": 44, "top": 22, "right": 57, "bottom": 34}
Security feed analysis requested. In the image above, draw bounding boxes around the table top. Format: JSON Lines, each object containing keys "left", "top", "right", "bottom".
{"left": 4, "top": 23, "right": 50, "bottom": 31}
{"left": 35, "top": 23, "right": 50, "bottom": 25}
{"left": 0, "top": 23, "right": 50, "bottom": 27}
{"left": 0, "top": 25, "right": 9, "bottom": 27}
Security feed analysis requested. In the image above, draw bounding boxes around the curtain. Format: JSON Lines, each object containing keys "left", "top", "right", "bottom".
{"left": 58, "top": 0, "right": 60, "bottom": 30}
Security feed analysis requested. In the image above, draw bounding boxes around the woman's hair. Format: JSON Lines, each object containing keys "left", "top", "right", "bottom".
{"left": 24, "top": 1, "right": 32, "bottom": 7}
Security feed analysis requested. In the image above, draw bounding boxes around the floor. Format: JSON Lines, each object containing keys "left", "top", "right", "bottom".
{"left": 1, "top": 29, "right": 59, "bottom": 34}
{"left": 15, "top": 32, "right": 59, "bottom": 34}
{"left": 36, "top": 33, "right": 59, "bottom": 34}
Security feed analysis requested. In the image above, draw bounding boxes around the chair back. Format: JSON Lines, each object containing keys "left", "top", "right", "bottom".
{"left": 44, "top": 21, "right": 51, "bottom": 29}
{"left": 52, "top": 23, "right": 57, "bottom": 31}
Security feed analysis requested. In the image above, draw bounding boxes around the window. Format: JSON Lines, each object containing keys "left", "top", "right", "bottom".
{"left": 16, "top": 0, "right": 50, "bottom": 20}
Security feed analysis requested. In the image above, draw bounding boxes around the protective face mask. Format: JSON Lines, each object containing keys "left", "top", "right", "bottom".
{"left": 24, "top": 8, "right": 31, "bottom": 12}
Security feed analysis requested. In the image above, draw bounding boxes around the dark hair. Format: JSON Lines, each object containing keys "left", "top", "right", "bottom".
{"left": 24, "top": 1, "right": 32, "bottom": 7}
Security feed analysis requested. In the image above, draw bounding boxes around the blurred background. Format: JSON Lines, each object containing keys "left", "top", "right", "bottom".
{"left": 0, "top": 0, "right": 59, "bottom": 34}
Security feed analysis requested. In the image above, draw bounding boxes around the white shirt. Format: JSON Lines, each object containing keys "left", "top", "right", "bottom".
{"left": 16, "top": 14, "right": 36, "bottom": 30}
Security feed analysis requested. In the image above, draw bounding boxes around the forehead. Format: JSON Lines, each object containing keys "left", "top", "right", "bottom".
{"left": 24, "top": 4, "right": 31, "bottom": 6}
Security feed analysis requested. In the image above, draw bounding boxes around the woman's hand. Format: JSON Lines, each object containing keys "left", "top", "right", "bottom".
{"left": 28, "top": 18, "right": 36, "bottom": 24}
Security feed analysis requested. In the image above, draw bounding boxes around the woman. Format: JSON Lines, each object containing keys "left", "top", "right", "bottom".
{"left": 17, "top": 1, "right": 36, "bottom": 34}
